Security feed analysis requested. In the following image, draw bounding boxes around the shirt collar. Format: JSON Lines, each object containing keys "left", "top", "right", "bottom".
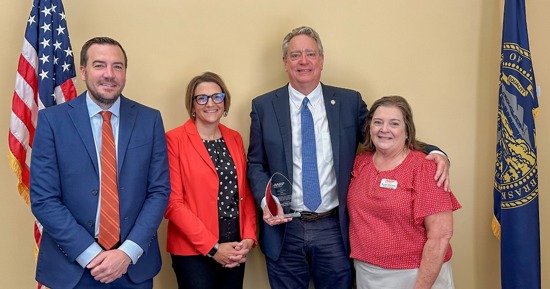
{"left": 288, "top": 82, "right": 322, "bottom": 109}
{"left": 86, "top": 92, "right": 121, "bottom": 118}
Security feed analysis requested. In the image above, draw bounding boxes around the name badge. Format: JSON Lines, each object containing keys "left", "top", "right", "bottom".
{"left": 380, "top": 178, "right": 398, "bottom": 190}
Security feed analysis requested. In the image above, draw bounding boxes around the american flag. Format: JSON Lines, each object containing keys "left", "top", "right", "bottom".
{"left": 8, "top": 0, "right": 76, "bottom": 286}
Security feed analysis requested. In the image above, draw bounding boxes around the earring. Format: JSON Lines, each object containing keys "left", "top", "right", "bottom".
{"left": 223, "top": 111, "right": 228, "bottom": 117}
{"left": 192, "top": 111, "right": 196, "bottom": 119}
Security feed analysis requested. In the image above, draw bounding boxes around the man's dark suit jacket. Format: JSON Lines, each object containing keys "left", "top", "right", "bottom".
{"left": 30, "top": 93, "right": 171, "bottom": 289}
{"left": 247, "top": 83, "right": 368, "bottom": 261}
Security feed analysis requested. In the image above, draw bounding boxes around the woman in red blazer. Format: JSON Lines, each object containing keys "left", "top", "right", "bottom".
{"left": 165, "top": 72, "right": 257, "bottom": 289}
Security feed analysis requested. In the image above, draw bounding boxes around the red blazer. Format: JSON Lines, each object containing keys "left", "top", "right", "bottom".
{"left": 165, "top": 120, "right": 257, "bottom": 256}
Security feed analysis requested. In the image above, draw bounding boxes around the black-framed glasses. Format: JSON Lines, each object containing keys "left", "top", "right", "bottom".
{"left": 193, "top": 93, "right": 225, "bottom": 105}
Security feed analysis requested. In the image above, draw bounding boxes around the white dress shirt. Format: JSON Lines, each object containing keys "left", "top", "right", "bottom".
{"left": 288, "top": 83, "right": 338, "bottom": 213}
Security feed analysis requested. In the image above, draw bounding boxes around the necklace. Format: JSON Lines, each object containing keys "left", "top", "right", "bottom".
{"left": 199, "top": 129, "right": 221, "bottom": 141}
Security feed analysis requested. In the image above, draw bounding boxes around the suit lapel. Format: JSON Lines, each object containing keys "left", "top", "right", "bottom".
{"left": 219, "top": 124, "right": 237, "bottom": 161}
{"left": 219, "top": 124, "right": 242, "bottom": 174}
{"left": 68, "top": 93, "right": 99, "bottom": 176}
{"left": 117, "top": 96, "right": 137, "bottom": 172}
{"left": 184, "top": 120, "right": 217, "bottom": 174}
{"left": 272, "top": 86, "right": 293, "bottom": 180}
{"left": 322, "top": 84, "right": 341, "bottom": 177}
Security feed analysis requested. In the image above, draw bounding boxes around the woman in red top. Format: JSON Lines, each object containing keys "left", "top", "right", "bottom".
{"left": 347, "top": 95, "right": 461, "bottom": 289}
{"left": 165, "top": 72, "right": 257, "bottom": 289}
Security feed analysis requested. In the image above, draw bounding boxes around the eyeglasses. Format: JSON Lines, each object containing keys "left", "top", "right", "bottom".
{"left": 287, "top": 50, "right": 319, "bottom": 61}
{"left": 193, "top": 93, "right": 225, "bottom": 105}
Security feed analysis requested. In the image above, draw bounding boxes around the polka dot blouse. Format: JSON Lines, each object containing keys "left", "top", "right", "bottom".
{"left": 203, "top": 138, "right": 239, "bottom": 220}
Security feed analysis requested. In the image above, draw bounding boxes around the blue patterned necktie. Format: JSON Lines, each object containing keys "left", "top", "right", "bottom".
{"left": 301, "top": 97, "right": 321, "bottom": 211}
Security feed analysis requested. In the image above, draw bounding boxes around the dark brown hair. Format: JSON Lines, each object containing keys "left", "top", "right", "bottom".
{"left": 362, "top": 95, "right": 426, "bottom": 152}
{"left": 80, "top": 37, "right": 128, "bottom": 68}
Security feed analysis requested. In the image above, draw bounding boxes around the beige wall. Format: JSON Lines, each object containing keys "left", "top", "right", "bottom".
{"left": 1, "top": 0, "right": 548, "bottom": 288}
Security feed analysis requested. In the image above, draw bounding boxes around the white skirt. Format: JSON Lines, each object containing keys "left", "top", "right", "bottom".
{"left": 354, "top": 259, "right": 455, "bottom": 289}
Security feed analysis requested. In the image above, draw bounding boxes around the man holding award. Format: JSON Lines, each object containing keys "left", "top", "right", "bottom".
{"left": 247, "top": 26, "right": 451, "bottom": 289}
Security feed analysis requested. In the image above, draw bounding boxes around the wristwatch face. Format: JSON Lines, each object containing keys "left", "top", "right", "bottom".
{"left": 207, "top": 245, "right": 218, "bottom": 257}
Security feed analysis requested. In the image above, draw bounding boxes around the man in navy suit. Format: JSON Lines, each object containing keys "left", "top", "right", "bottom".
{"left": 247, "top": 26, "right": 450, "bottom": 289}
{"left": 30, "top": 37, "right": 170, "bottom": 289}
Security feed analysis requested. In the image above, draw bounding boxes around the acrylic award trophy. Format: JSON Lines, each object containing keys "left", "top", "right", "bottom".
{"left": 265, "top": 172, "right": 301, "bottom": 218}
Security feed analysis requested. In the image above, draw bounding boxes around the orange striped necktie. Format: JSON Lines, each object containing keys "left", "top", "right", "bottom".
{"left": 98, "top": 111, "right": 120, "bottom": 250}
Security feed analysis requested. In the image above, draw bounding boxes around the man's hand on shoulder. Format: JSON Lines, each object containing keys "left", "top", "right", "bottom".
{"left": 425, "top": 153, "right": 451, "bottom": 192}
{"left": 87, "top": 249, "right": 131, "bottom": 284}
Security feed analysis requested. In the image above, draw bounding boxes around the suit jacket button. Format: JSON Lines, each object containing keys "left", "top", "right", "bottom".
{"left": 91, "top": 190, "right": 98, "bottom": 196}
{"left": 87, "top": 221, "right": 94, "bottom": 227}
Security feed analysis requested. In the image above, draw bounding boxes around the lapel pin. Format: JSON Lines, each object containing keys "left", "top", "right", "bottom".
{"left": 331, "top": 100, "right": 336, "bottom": 105}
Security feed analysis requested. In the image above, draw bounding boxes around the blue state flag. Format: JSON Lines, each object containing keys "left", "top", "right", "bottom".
{"left": 492, "top": 0, "right": 540, "bottom": 288}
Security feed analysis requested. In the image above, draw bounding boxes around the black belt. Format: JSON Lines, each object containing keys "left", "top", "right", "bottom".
{"left": 293, "top": 208, "right": 337, "bottom": 222}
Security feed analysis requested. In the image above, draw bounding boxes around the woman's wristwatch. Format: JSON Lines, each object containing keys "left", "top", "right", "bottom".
{"left": 207, "top": 243, "right": 219, "bottom": 258}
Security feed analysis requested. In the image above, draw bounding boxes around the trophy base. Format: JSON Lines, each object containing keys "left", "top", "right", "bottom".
{"left": 282, "top": 212, "right": 301, "bottom": 218}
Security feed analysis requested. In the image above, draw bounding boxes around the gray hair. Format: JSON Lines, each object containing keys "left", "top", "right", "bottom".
{"left": 282, "top": 26, "right": 324, "bottom": 59}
